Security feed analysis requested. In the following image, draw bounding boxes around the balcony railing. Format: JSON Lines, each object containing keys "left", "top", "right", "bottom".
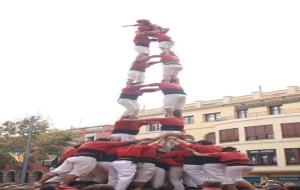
{"left": 220, "top": 108, "right": 300, "bottom": 121}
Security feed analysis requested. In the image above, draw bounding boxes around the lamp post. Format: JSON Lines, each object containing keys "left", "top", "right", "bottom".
{"left": 20, "top": 116, "right": 35, "bottom": 183}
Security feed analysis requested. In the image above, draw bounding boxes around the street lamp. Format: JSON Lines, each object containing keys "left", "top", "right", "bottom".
{"left": 20, "top": 116, "right": 35, "bottom": 183}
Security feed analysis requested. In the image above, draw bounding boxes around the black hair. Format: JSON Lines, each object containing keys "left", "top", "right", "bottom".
{"left": 222, "top": 146, "right": 237, "bottom": 152}
{"left": 173, "top": 110, "right": 182, "bottom": 117}
{"left": 95, "top": 138, "right": 111, "bottom": 142}
{"left": 197, "top": 140, "right": 213, "bottom": 145}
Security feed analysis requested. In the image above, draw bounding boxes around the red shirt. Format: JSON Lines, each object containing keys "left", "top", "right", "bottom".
{"left": 140, "top": 145, "right": 160, "bottom": 159}
{"left": 209, "top": 151, "right": 251, "bottom": 165}
{"left": 101, "top": 145, "right": 126, "bottom": 162}
{"left": 148, "top": 82, "right": 186, "bottom": 95}
{"left": 112, "top": 119, "right": 156, "bottom": 135}
{"left": 159, "top": 150, "right": 184, "bottom": 166}
{"left": 58, "top": 148, "right": 79, "bottom": 165}
{"left": 78, "top": 141, "right": 127, "bottom": 153}
{"left": 119, "top": 86, "right": 157, "bottom": 100}
{"left": 178, "top": 144, "right": 223, "bottom": 165}
{"left": 150, "top": 31, "right": 171, "bottom": 42}
{"left": 149, "top": 117, "right": 184, "bottom": 131}
{"left": 129, "top": 59, "right": 150, "bottom": 72}
{"left": 134, "top": 33, "right": 155, "bottom": 47}
{"left": 160, "top": 54, "right": 180, "bottom": 65}
{"left": 116, "top": 145, "right": 148, "bottom": 158}
{"left": 119, "top": 86, "right": 143, "bottom": 100}
{"left": 137, "top": 23, "right": 161, "bottom": 32}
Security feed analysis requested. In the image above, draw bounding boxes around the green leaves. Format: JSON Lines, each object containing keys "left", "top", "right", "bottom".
{"left": 0, "top": 116, "right": 78, "bottom": 169}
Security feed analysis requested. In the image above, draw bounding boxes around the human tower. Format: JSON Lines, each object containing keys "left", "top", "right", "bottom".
{"left": 112, "top": 19, "right": 186, "bottom": 141}
{"left": 34, "top": 20, "right": 255, "bottom": 190}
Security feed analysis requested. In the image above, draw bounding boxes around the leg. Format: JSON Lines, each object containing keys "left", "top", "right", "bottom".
{"left": 168, "top": 167, "right": 184, "bottom": 190}
{"left": 151, "top": 167, "right": 166, "bottom": 189}
{"left": 33, "top": 172, "right": 58, "bottom": 188}
{"left": 133, "top": 163, "right": 156, "bottom": 190}
{"left": 113, "top": 160, "right": 137, "bottom": 190}
{"left": 60, "top": 174, "right": 78, "bottom": 187}
{"left": 108, "top": 163, "right": 118, "bottom": 188}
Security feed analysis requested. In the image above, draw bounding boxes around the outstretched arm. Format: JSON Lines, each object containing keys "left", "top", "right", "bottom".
{"left": 144, "top": 83, "right": 161, "bottom": 87}
{"left": 146, "top": 61, "right": 161, "bottom": 68}
{"left": 139, "top": 88, "right": 160, "bottom": 94}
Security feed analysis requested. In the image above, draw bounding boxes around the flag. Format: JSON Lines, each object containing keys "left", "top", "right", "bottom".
{"left": 8, "top": 152, "right": 24, "bottom": 163}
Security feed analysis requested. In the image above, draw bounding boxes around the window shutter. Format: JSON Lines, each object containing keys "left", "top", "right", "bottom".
{"left": 265, "top": 125, "right": 274, "bottom": 138}
{"left": 246, "top": 127, "right": 256, "bottom": 140}
{"left": 256, "top": 125, "right": 266, "bottom": 139}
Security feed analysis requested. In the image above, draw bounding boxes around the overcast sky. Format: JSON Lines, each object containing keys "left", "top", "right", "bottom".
{"left": 0, "top": 0, "right": 299, "bottom": 129}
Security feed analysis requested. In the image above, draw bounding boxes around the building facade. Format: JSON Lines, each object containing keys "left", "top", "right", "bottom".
{"left": 70, "top": 125, "right": 113, "bottom": 142}
{"left": 137, "top": 86, "right": 300, "bottom": 184}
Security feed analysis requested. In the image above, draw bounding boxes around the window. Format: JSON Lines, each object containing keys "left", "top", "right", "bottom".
{"left": 237, "top": 109, "right": 248, "bottom": 119}
{"left": 269, "top": 105, "right": 282, "bottom": 115}
{"left": 285, "top": 148, "right": 300, "bottom": 165}
{"left": 86, "top": 136, "right": 95, "bottom": 141}
{"left": 184, "top": 116, "right": 194, "bottom": 124}
{"left": 245, "top": 125, "right": 274, "bottom": 140}
{"left": 204, "top": 132, "right": 216, "bottom": 144}
{"left": 247, "top": 149, "right": 277, "bottom": 166}
{"left": 205, "top": 112, "right": 221, "bottom": 122}
{"left": 219, "top": 128, "right": 239, "bottom": 143}
{"left": 149, "top": 124, "right": 161, "bottom": 131}
{"left": 281, "top": 122, "right": 300, "bottom": 138}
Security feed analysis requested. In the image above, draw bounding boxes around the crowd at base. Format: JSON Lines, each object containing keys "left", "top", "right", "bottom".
{"left": 1, "top": 134, "right": 297, "bottom": 190}
{"left": 1, "top": 179, "right": 300, "bottom": 190}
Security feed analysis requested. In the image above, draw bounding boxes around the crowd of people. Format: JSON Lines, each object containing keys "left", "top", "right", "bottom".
{"left": 2, "top": 20, "right": 298, "bottom": 190}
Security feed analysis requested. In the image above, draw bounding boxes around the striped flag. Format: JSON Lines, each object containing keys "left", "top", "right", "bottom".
{"left": 8, "top": 152, "right": 24, "bottom": 163}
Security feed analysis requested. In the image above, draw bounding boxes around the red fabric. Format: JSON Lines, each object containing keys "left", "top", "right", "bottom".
{"left": 150, "top": 31, "right": 171, "bottom": 41}
{"left": 177, "top": 144, "right": 222, "bottom": 157}
{"left": 148, "top": 82, "right": 183, "bottom": 90}
{"left": 190, "top": 144, "right": 223, "bottom": 153}
{"left": 116, "top": 145, "right": 147, "bottom": 158}
{"left": 130, "top": 59, "right": 149, "bottom": 72}
{"left": 137, "top": 23, "right": 161, "bottom": 32}
{"left": 210, "top": 151, "right": 250, "bottom": 163}
{"left": 160, "top": 117, "right": 184, "bottom": 127}
{"left": 146, "top": 117, "right": 184, "bottom": 130}
{"left": 141, "top": 145, "right": 160, "bottom": 159}
{"left": 79, "top": 141, "right": 128, "bottom": 152}
{"left": 113, "top": 119, "right": 154, "bottom": 131}
{"left": 121, "top": 86, "right": 143, "bottom": 95}
{"left": 58, "top": 148, "right": 78, "bottom": 163}
{"left": 134, "top": 33, "right": 154, "bottom": 46}
{"left": 159, "top": 150, "right": 184, "bottom": 166}
{"left": 160, "top": 54, "right": 180, "bottom": 64}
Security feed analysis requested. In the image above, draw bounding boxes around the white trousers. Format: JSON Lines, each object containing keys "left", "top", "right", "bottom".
{"left": 226, "top": 165, "right": 253, "bottom": 182}
{"left": 111, "top": 133, "right": 136, "bottom": 142}
{"left": 159, "top": 41, "right": 174, "bottom": 49}
{"left": 135, "top": 46, "right": 150, "bottom": 54}
{"left": 127, "top": 70, "right": 145, "bottom": 83}
{"left": 203, "top": 163, "right": 233, "bottom": 185}
{"left": 118, "top": 99, "right": 139, "bottom": 117}
{"left": 163, "top": 94, "right": 186, "bottom": 109}
{"left": 183, "top": 164, "right": 208, "bottom": 186}
{"left": 52, "top": 156, "right": 96, "bottom": 177}
{"left": 133, "top": 162, "right": 156, "bottom": 183}
{"left": 163, "top": 64, "right": 183, "bottom": 79}
{"left": 151, "top": 167, "right": 166, "bottom": 189}
{"left": 109, "top": 160, "right": 137, "bottom": 190}
{"left": 168, "top": 166, "right": 184, "bottom": 190}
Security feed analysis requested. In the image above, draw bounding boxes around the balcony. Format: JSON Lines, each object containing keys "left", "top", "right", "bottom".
{"left": 221, "top": 108, "right": 300, "bottom": 121}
